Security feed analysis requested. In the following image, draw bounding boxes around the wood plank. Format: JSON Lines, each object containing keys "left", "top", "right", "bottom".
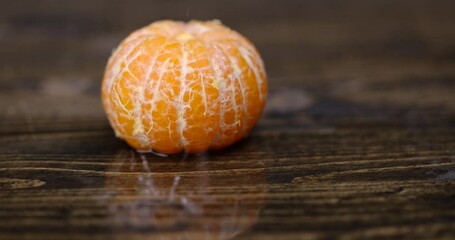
{"left": 0, "top": 0, "right": 454, "bottom": 239}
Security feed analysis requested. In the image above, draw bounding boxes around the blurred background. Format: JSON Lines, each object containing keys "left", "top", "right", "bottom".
{"left": 1, "top": 0, "right": 454, "bottom": 130}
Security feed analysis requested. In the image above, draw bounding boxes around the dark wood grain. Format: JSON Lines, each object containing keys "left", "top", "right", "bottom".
{"left": 1, "top": 0, "right": 455, "bottom": 239}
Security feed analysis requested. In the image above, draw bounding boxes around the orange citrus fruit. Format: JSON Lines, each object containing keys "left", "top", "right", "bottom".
{"left": 101, "top": 20, "right": 267, "bottom": 154}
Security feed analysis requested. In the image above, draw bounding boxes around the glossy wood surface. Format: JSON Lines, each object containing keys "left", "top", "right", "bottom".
{"left": 0, "top": 1, "right": 454, "bottom": 239}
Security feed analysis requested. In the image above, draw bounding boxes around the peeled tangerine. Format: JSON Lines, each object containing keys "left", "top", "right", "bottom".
{"left": 101, "top": 20, "right": 267, "bottom": 154}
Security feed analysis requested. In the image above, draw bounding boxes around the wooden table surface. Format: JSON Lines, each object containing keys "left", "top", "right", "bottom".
{"left": 1, "top": 1, "right": 455, "bottom": 239}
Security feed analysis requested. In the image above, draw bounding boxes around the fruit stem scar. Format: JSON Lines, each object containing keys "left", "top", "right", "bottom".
{"left": 177, "top": 33, "right": 193, "bottom": 41}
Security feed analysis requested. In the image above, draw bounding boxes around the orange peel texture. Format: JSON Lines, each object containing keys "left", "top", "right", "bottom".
{"left": 101, "top": 20, "right": 267, "bottom": 154}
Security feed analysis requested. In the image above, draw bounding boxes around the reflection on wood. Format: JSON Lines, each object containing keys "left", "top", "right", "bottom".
{"left": 104, "top": 151, "right": 266, "bottom": 239}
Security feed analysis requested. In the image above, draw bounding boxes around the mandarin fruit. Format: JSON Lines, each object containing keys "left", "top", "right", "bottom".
{"left": 101, "top": 20, "right": 267, "bottom": 154}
